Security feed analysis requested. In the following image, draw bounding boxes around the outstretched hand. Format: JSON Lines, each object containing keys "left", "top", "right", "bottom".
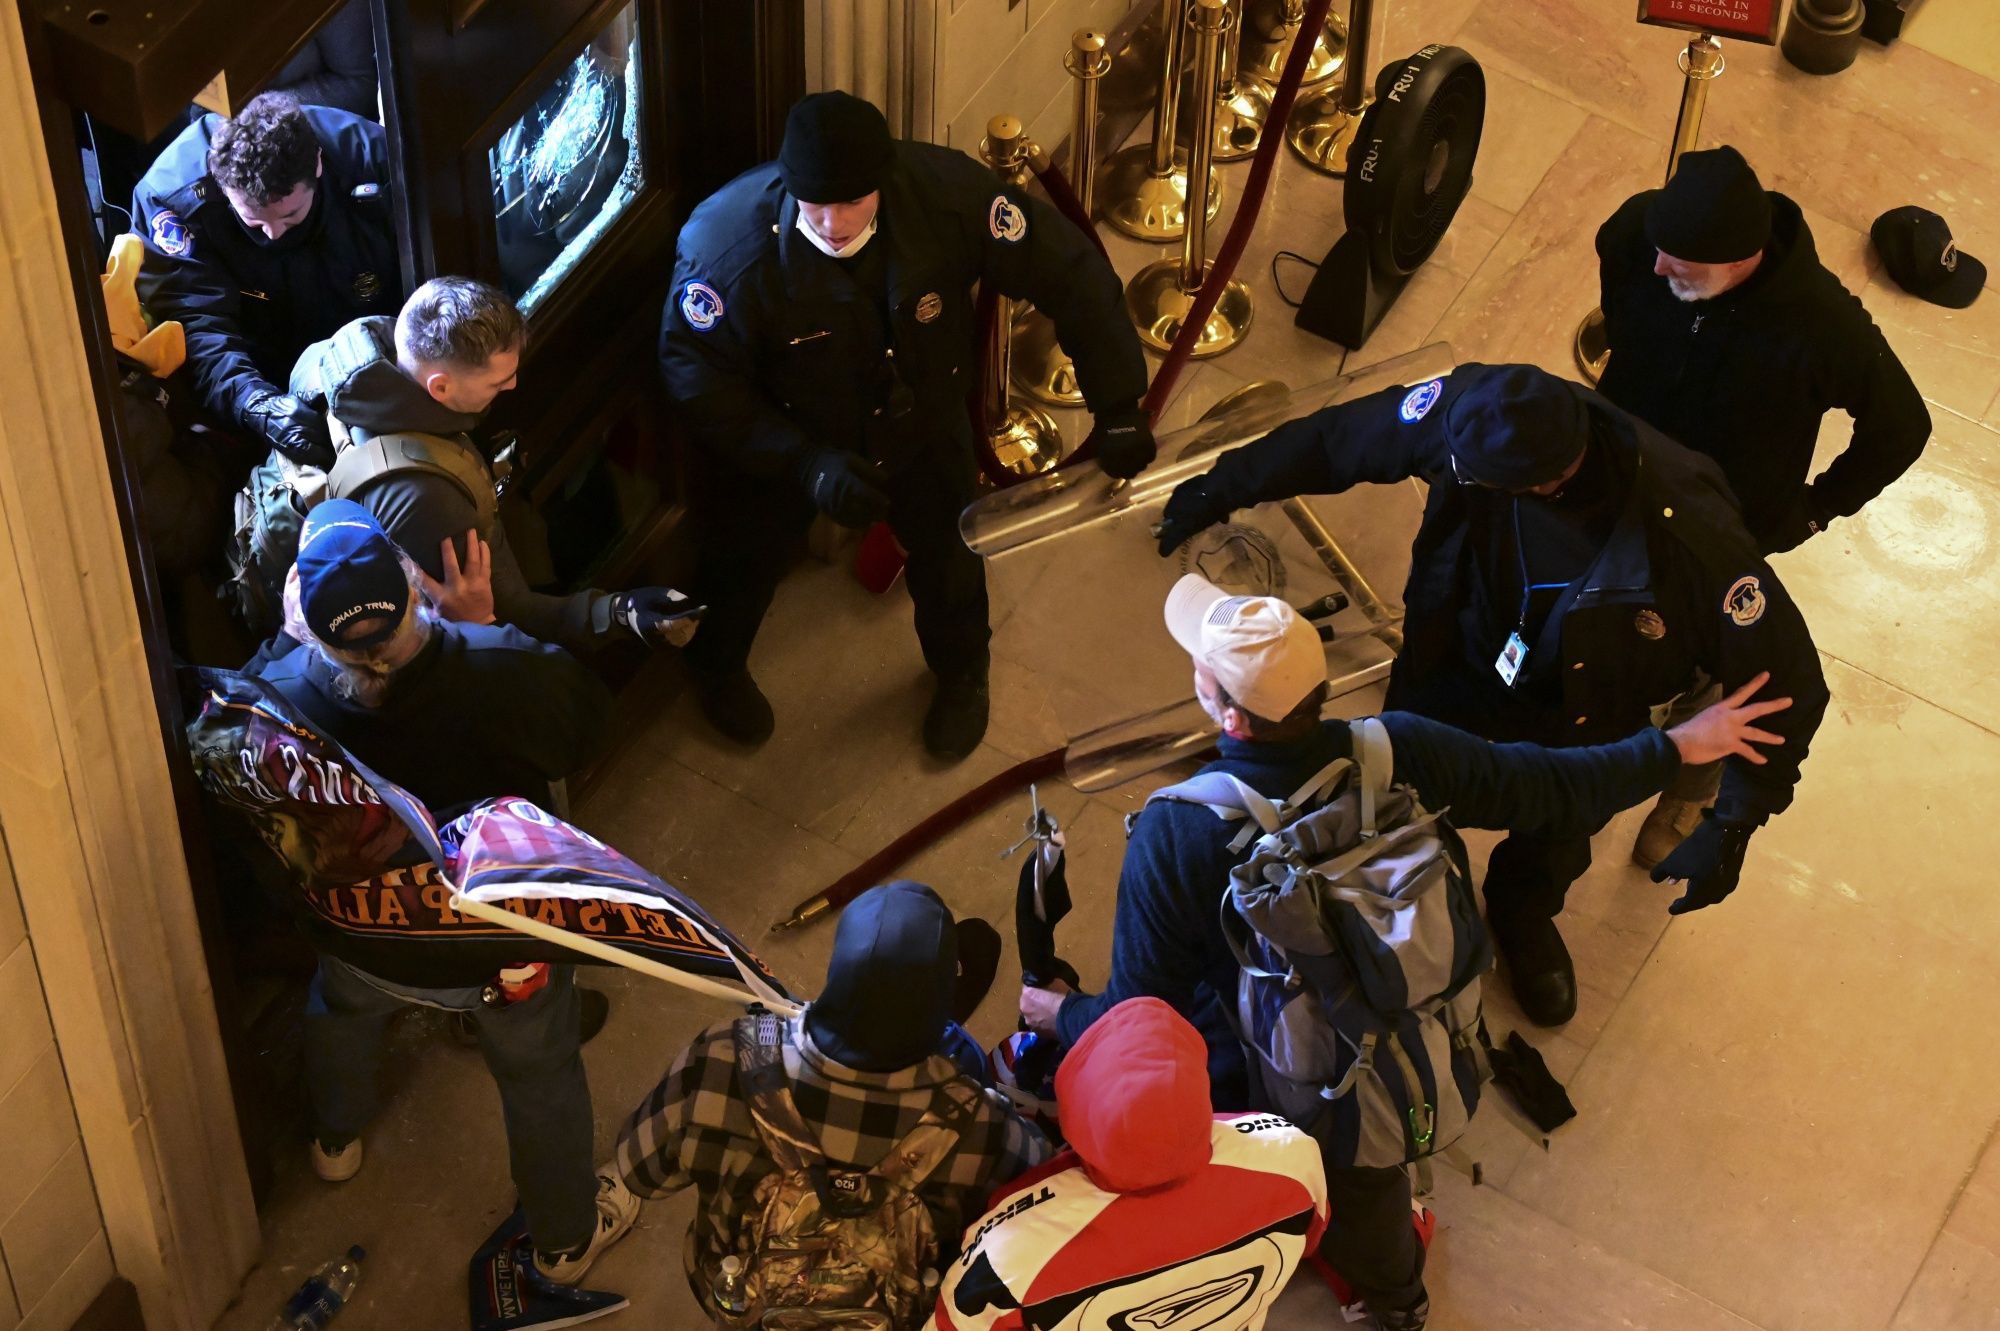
{"left": 1665, "top": 671, "right": 1792, "bottom": 767}
{"left": 417, "top": 529, "right": 496, "bottom": 626}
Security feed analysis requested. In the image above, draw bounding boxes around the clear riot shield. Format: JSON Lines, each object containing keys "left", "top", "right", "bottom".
{"left": 965, "top": 345, "right": 1452, "bottom": 793}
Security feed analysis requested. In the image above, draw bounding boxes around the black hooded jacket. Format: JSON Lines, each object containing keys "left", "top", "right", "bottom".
{"left": 1596, "top": 190, "right": 1930, "bottom": 552}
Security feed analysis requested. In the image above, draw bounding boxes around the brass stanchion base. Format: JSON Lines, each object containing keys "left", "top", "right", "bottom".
{"left": 1573, "top": 307, "right": 1610, "bottom": 384}
{"left": 1199, "top": 379, "right": 1292, "bottom": 422}
{"left": 1242, "top": 12, "right": 1347, "bottom": 90}
{"left": 1098, "top": 140, "right": 1225, "bottom": 241}
{"left": 987, "top": 403, "right": 1067, "bottom": 477}
{"left": 1201, "top": 77, "right": 1275, "bottom": 162}
{"left": 1010, "top": 309, "right": 1084, "bottom": 407}
{"left": 1287, "top": 89, "right": 1373, "bottom": 176}
{"left": 1126, "top": 258, "right": 1254, "bottom": 357}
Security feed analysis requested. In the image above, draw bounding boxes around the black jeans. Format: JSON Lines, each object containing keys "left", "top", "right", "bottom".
{"left": 683, "top": 443, "right": 990, "bottom": 681}
{"left": 1321, "top": 1163, "right": 1428, "bottom": 1315}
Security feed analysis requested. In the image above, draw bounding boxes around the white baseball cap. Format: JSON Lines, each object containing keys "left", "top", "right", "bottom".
{"left": 1163, "top": 574, "right": 1326, "bottom": 721}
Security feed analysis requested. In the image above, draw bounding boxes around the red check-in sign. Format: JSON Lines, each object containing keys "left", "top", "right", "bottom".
{"left": 1636, "top": 0, "right": 1782, "bottom": 44}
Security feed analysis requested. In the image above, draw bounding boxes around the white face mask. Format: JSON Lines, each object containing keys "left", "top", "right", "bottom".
{"left": 795, "top": 207, "right": 877, "bottom": 259}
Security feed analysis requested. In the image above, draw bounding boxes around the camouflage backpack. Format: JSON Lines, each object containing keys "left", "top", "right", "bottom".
{"left": 705, "top": 1012, "right": 981, "bottom": 1330}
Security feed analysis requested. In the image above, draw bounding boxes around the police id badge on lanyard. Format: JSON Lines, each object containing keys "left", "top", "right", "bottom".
{"left": 1496, "top": 498, "right": 1569, "bottom": 690}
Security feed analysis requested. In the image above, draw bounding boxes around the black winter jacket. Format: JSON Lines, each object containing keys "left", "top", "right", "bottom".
{"left": 1596, "top": 190, "right": 1929, "bottom": 552}
{"left": 659, "top": 140, "right": 1146, "bottom": 482}
{"left": 1190, "top": 365, "right": 1829, "bottom": 827}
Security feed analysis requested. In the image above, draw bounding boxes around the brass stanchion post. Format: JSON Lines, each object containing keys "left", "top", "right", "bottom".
{"left": 1014, "top": 30, "right": 1109, "bottom": 408}
{"left": 1126, "top": 0, "right": 1253, "bottom": 356}
{"left": 1198, "top": 2, "right": 1275, "bottom": 163}
{"left": 1242, "top": 0, "right": 1347, "bottom": 91}
{"left": 980, "top": 115, "right": 1065, "bottom": 476}
{"left": 1287, "top": 0, "right": 1374, "bottom": 176}
{"left": 1573, "top": 31, "right": 1725, "bottom": 383}
{"left": 1099, "top": 0, "right": 1224, "bottom": 240}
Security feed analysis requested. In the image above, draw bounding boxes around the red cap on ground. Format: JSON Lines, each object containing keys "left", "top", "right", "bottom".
{"left": 1055, "top": 997, "right": 1213, "bottom": 1193}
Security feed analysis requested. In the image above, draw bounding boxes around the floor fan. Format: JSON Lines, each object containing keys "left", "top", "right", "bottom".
{"left": 1295, "top": 44, "right": 1485, "bottom": 348}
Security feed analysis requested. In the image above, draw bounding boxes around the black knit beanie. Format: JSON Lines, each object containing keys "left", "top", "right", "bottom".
{"left": 779, "top": 91, "right": 895, "bottom": 204}
{"left": 1644, "top": 146, "right": 1772, "bottom": 263}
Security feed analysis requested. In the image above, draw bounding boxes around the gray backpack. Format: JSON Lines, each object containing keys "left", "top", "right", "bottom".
{"left": 1148, "top": 718, "right": 1492, "bottom": 1171}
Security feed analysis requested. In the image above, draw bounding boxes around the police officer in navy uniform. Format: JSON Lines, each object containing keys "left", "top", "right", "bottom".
{"left": 1153, "top": 363, "right": 1829, "bottom": 1027}
{"left": 132, "top": 91, "right": 400, "bottom": 464}
{"left": 660, "top": 92, "right": 1151, "bottom": 760}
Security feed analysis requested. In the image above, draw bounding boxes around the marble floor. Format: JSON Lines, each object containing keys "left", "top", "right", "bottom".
{"left": 212, "top": 4, "right": 2000, "bottom": 1328}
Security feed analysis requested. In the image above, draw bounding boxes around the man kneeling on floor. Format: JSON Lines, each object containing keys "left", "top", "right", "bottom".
{"left": 931, "top": 997, "right": 1328, "bottom": 1331}
{"left": 617, "top": 881, "right": 1051, "bottom": 1328}
{"left": 1020, "top": 575, "right": 1791, "bottom": 1330}
{"left": 251, "top": 501, "right": 636, "bottom": 1282}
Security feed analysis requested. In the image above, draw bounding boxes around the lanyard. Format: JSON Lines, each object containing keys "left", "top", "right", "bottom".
{"left": 1512, "top": 498, "right": 1571, "bottom": 632}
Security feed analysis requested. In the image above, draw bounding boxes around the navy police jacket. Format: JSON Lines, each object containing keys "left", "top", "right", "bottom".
{"left": 131, "top": 105, "right": 400, "bottom": 429}
{"left": 1192, "top": 365, "right": 1829, "bottom": 827}
{"left": 659, "top": 140, "right": 1147, "bottom": 481}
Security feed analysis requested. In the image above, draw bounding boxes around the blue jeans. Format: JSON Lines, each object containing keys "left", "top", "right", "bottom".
{"left": 303, "top": 956, "right": 597, "bottom": 1251}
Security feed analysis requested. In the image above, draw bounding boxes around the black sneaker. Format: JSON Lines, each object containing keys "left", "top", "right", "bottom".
{"left": 923, "top": 672, "right": 989, "bottom": 760}
{"left": 1373, "top": 1296, "right": 1430, "bottom": 1330}
{"left": 694, "top": 669, "right": 774, "bottom": 746}
{"left": 1488, "top": 909, "right": 1578, "bottom": 1027}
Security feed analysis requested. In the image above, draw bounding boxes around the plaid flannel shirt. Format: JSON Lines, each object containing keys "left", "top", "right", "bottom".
{"left": 617, "top": 1012, "right": 1051, "bottom": 1285}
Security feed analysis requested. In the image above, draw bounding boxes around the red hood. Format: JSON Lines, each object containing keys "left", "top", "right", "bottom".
{"left": 1055, "top": 997, "right": 1213, "bottom": 1193}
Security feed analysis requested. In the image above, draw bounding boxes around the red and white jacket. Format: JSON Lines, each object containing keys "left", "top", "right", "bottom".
{"left": 929, "top": 1110, "right": 1328, "bottom": 1331}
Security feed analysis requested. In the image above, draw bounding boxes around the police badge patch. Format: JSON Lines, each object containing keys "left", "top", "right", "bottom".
{"left": 1723, "top": 575, "right": 1766, "bottom": 627}
{"left": 1399, "top": 378, "right": 1444, "bottom": 422}
{"left": 681, "top": 281, "right": 724, "bottom": 331}
{"left": 352, "top": 271, "right": 382, "bottom": 301}
{"left": 915, "top": 292, "right": 943, "bottom": 323}
{"left": 149, "top": 210, "right": 192, "bottom": 258}
{"left": 988, "top": 195, "right": 1027, "bottom": 244}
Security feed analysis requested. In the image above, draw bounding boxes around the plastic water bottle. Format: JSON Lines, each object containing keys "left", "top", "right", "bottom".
{"left": 713, "top": 1254, "right": 751, "bottom": 1319}
{"left": 266, "top": 1246, "right": 365, "bottom": 1330}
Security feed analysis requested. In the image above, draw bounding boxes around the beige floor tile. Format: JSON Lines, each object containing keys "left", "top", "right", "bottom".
{"left": 1500, "top": 657, "right": 2000, "bottom": 1331}
{"left": 1433, "top": 114, "right": 1663, "bottom": 372}
{"left": 1462, "top": 60, "right": 1590, "bottom": 215}
{"left": 1779, "top": 422, "right": 2000, "bottom": 736}
{"left": 1855, "top": 272, "right": 2000, "bottom": 424}
{"left": 1892, "top": 1229, "right": 2000, "bottom": 1331}
{"left": 1456, "top": 0, "right": 1725, "bottom": 143}
{"left": 1419, "top": 1168, "right": 1765, "bottom": 1331}
{"left": 1708, "top": 39, "right": 2000, "bottom": 269}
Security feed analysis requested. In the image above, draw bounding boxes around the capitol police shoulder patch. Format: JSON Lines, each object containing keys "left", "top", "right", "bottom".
{"left": 149, "top": 210, "right": 193, "bottom": 258}
{"left": 351, "top": 182, "right": 381, "bottom": 199}
{"left": 1723, "top": 574, "right": 1766, "bottom": 627}
{"left": 1399, "top": 378, "right": 1444, "bottom": 423}
{"left": 680, "top": 280, "right": 725, "bottom": 331}
{"left": 988, "top": 195, "right": 1027, "bottom": 244}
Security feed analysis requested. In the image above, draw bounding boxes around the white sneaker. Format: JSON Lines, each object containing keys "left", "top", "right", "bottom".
{"left": 311, "top": 1137, "right": 364, "bottom": 1183}
{"left": 534, "top": 1171, "right": 642, "bottom": 1284}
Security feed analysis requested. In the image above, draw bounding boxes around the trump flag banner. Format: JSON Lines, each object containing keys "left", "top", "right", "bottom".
{"left": 187, "top": 668, "right": 796, "bottom": 1010}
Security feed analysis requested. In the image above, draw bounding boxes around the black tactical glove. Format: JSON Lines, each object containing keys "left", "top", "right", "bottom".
{"left": 804, "top": 449, "right": 892, "bottom": 529}
{"left": 1088, "top": 407, "right": 1157, "bottom": 481}
{"left": 242, "top": 388, "right": 332, "bottom": 463}
{"left": 1154, "top": 473, "right": 1235, "bottom": 555}
{"left": 609, "top": 586, "right": 705, "bottom": 648}
{"left": 1649, "top": 810, "right": 1754, "bottom": 915}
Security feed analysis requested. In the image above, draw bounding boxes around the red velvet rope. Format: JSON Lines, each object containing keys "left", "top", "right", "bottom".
{"left": 1141, "top": 0, "right": 1336, "bottom": 422}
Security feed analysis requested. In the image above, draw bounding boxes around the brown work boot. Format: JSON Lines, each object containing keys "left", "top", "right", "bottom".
{"left": 1632, "top": 795, "right": 1707, "bottom": 870}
